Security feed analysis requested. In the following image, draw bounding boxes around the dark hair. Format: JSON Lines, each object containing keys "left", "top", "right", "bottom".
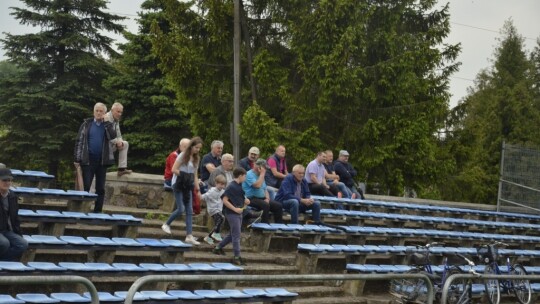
{"left": 233, "top": 167, "right": 246, "bottom": 178}
{"left": 180, "top": 136, "right": 203, "bottom": 166}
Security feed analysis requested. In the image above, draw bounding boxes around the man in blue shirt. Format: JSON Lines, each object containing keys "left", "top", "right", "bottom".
{"left": 242, "top": 159, "right": 283, "bottom": 224}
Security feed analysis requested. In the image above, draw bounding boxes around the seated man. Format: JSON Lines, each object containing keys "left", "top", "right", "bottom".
{"left": 207, "top": 153, "right": 235, "bottom": 187}
{"left": 0, "top": 168, "right": 28, "bottom": 261}
{"left": 275, "top": 164, "right": 321, "bottom": 225}
{"left": 239, "top": 146, "right": 260, "bottom": 172}
{"left": 324, "top": 150, "right": 354, "bottom": 199}
{"left": 242, "top": 159, "right": 283, "bottom": 224}
{"left": 334, "top": 150, "right": 365, "bottom": 199}
{"left": 305, "top": 152, "right": 341, "bottom": 197}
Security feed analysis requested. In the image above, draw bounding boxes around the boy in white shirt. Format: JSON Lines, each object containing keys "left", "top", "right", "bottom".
{"left": 201, "top": 174, "right": 226, "bottom": 244}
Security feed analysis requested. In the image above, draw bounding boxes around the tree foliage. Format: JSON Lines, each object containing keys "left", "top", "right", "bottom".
{"left": 0, "top": 0, "right": 124, "bottom": 181}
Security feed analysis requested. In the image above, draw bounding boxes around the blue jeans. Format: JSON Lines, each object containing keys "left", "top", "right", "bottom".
{"left": 281, "top": 199, "right": 321, "bottom": 224}
{"left": 218, "top": 212, "right": 242, "bottom": 257}
{"left": 166, "top": 189, "right": 193, "bottom": 234}
{"left": 0, "top": 231, "right": 28, "bottom": 261}
{"left": 82, "top": 159, "right": 107, "bottom": 213}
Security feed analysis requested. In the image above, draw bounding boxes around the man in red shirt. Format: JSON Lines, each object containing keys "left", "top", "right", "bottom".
{"left": 164, "top": 138, "right": 190, "bottom": 188}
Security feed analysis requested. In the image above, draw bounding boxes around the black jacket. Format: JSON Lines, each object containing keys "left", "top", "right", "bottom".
{"left": 0, "top": 191, "right": 22, "bottom": 235}
{"left": 74, "top": 118, "right": 116, "bottom": 166}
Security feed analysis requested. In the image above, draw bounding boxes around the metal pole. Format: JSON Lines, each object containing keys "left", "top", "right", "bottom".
{"left": 0, "top": 275, "right": 99, "bottom": 304}
{"left": 497, "top": 140, "right": 505, "bottom": 212}
{"left": 124, "top": 273, "right": 434, "bottom": 304}
{"left": 232, "top": 0, "right": 241, "bottom": 165}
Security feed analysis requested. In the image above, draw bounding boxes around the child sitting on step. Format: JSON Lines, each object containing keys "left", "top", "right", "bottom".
{"left": 201, "top": 174, "right": 226, "bottom": 244}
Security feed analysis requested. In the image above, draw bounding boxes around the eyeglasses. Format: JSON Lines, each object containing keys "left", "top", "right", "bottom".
{"left": 1, "top": 179, "right": 13, "bottom": 182}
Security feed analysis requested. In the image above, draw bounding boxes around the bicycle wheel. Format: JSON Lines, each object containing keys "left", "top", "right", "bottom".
{"left": 390, "top": 269, "right": 429, "bottom": 303}
{"left": 446, "top": 268, "right": 471, "bottom": 304}
{"left": 511, "top": 264, "right": 531, "bottom": 304}
{"left": 483, "top": 264, "right": 500, "bottom": 304}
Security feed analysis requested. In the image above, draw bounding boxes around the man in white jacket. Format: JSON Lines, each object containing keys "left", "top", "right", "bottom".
{"left": 105, "top": 102, "right": 132, "bottom": 176}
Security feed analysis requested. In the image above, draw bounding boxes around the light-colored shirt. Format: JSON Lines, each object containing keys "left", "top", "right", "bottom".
{"left": 243, "top": 169, "right": 266, "bottom": 198}
{"left": 171, "top": 152, "right": 196, "bottom": 185}
{"left": 202, "top": 187, "right": 224, "bottom": 216}
{"left": 305, "top": 159, "right": 325, "bottom": 184}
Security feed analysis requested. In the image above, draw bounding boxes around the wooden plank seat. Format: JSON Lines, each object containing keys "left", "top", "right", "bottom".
{"left": 22, "top": 235, "right": 191, "bottom": 264}
{"left": 312, "top": 195, "right": 540, "bottom": 224}
{"left": 18, "top": 209, "right": 142, "bottom": 238}
{"left": 250, "top": 223, "right": 540, "bottom": 253}
{"left": 2, "top": 288, "right": 298, "bottom": 304}
{"left": 318, "top": 208, "right": 540, "bottom": 235}
{"left": 11, "top": 187, "right": 97, "bottom": 213}
{"left": 296, "top": 244, "right": 540, "bottom": 274}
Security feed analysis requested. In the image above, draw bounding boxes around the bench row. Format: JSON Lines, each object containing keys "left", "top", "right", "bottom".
{"left": 1, "top": 288, "right": 298, "bottom": 303}
{"left": 0, "top": 261, "right": 240, "bottom": 274}
{"left": 346, "top": 263, "right": 540, "bottom": 274}
{"left": 312, "top": 195, "right": 540, "bottom": 223}
{"left": 12, "top": 187, "right": 96, "bottom": 200}
{"left": 11, "top": 169, "right": 54, "bottom": 180}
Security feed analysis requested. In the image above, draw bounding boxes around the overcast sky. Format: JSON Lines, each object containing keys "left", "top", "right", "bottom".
{"left": 1, "top": 0, "right": 539, "bottom": 108}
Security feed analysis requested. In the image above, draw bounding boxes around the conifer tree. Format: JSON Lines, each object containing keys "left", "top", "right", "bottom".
{"left": 0, "top": 0, "right": 125, "bottom": 180}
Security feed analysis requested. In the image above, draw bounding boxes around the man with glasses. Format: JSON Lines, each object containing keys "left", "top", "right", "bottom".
{"left": 239, "top": 146, "right": 260, "bottom": 171}
{"left": 207, "top": 153, "right": 235, "bottom": 187}
{"left": 275, "top": 164, "right": 321, "bottom": 225}
{"left": 0, "top": 168, "right": 28, "bottom": 261}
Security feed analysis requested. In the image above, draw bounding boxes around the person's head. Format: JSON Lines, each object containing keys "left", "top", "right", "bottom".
{"left": 338, "top": 150, "right": 350, "bottom": 162}
{"left": 0, "top": 167, "right": 13, "bottom": 194}
{"left": 291, "top": 164, "right": 305, "bottom": 182}
{"left": 214, "top": 174, "right": 227, "bottom": 191}
{"left": 248, "top": 146, "right": 259, "bottom": 162}
{"left": 93, "top": 102, "right": 107, "bottom": 121}
{"left": 181, "top": 136, "right": 203, "bottom": 166}
{"left": 179, "top": 138, "right": 190, "bottom": 152}
{"left": 221, "top": 153, "right": 234, "bottom": 171}
{"left": 254, "top": 158, "right": 268, "bottom": 174}
{"left": 324, "top": 150, "right": 334, "bottom": 163}
{"left": 233, "top": 167, "right": 247, "bottom": 183}
{"left": 211, "top": 140, "right": 224, "bottom": 157}
{"left": 110, "top": 102, "right": 124, "bottom": 121}
{"left": 315, "top": 151, "right": 325, "bottom": 164}
{"left": 275, "top": 145, "right": 286, "bottom": 158}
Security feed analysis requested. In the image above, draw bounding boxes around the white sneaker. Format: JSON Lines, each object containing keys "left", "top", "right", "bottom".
{"left": 161, "top": 224, "right": 171, "bottom": 234}
{"left": 213, "top": 233, "right": 223, "bottom": 241}
{"left": 203, "top": 236, "right": 214, "bottom": 245}
{"left": 185, "top": 235, "right": 201, "bottom": 245}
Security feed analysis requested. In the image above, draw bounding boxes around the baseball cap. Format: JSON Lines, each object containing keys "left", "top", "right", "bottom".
{"left": 254, "top": 158, "right": 269, "bottom": 168}
{"left": 249, "top": 147, "right": 260, "bottom": 155}
{"left": 339, "top": 150, "right": 350, "bottom": 156}
{"left": 0, "top": 168, "right": 13, "bottom": 180}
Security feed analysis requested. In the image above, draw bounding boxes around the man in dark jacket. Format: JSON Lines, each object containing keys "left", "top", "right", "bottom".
{"left": 74, "top": 102, "right": 117, "bottom": 213}
{"left": 333, "top": 150, "right": 365, "bottom": 199}
{"left": 274, "top": 164, "right": 320, "bottom": 224}
{"left": 0, "top": 168, "right": 28, "bottom": 261}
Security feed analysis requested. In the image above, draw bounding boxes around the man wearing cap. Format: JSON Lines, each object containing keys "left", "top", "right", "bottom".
{"left": 207, "top": 153, "right": 235, "bottom": 187}
{"left": 242, "top": 159, "right": 283, "bottom": 224}
{"left": 0, "top": 168, "right": 28, "bottom": 261}
{"left": 275, "top": 164, "right": 321, "bottom": 224}
{"left": 239, "top": 147, "right": 260, "bottom": 171}
{"left": 334, "top": 150, "right": 365, "bottom": 199}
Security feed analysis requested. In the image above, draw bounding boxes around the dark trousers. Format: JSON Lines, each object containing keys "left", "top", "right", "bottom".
{"left": 249, "top": 198, "right": 283, "bottom": 223}
{"left": 209, "top": 212, "right": 225, "bottom": 235}
{"left": 308, "top": 183, "right": 339, "bottom": 197}
{"left": 82, "top": 159, "right": 107, "bottom": 213}
{"left": 219, "top": 212, "right": 242, "bottom": 256}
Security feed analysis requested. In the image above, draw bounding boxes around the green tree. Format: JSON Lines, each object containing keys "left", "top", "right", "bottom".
{"left": 0, "top": 0, "right": 125, "bottom": 182}
{"left": 444, "top": 20, "right": 540, "bottom": 204}
{"left": 104, "top": 0, "right": 189, "bottom": 173}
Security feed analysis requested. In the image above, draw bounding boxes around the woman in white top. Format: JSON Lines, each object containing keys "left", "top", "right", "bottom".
{"left": 162, "top": 137, "right": 203, "bottom": 245}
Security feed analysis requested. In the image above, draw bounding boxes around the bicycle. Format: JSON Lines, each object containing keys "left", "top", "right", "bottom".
{"left": 477, "top": 241, "right": 531, "bottom": 304}
{"left": 390, "top": 242, "right": 476, "bottom": 304}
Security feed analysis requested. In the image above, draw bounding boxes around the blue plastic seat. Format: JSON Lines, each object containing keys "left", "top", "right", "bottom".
{"left": 12, "top": 187, "right": 41, "bottom": 195}
{"left": 59, "top": 236, "right": 95, "bottom": 246}
{"left": 218, "top": 289, "right": 252, "bottom": 299}
{"left": 159, "top": 239, "right": 191, "bottom": 248}
{"left": 40, "top": 189, "right": 68, "bottom": 196}
{"left": 0, "top": 262, "right": 35, "bottom": 271}
{"left": 111, "top": 214, "right": 142, "bottom": 222}
{"left": 265, "top": 288, "right": 298, "bottom": 297}
{"left": 138, "top": 263, "right": 168, "bottom": 272}
{"left": 58, "top": 262, "right": 94, "bottom": 272}
{"left": 86, "top": 237, "right": 117, "bottom": 246}
{"left": 112, "top": 292, "right": 148, "bottom": 301}
{"left": 212, "top": 262, "right": 242, "bottom": 271}
{"left": 23, "top": 170, "right": 54, "bottom": 179}
{"left": 31, "top": 235, "right": 67, "bottom": 245}
{"left": 111, "top": 263, "right": 146, "bottom": 272}
{"left": 61, "top": 211, "right": 89, "bottom": 219}
{"left": 35, "top": 210, "right": 66, "bottom": 217}
{"left": 193, "top": 290, "right": 229, "bottom": 299}
{"left": 85, "top": 213, "right": 113, "bottom": 220}
{"left": 65, "top": 190, "right": 97, "bottom": 198}
{"left": 241, "top": 289, "right": 276, "bottom": 297}
{"left": 111, "top": 238, "right": 144, "bottom": 247}
{"left": 18, "top": 209, "right": 37, "bottom": 217}
{"left": 298, "top": 244, "right": 321, "bottom": 252}
{"left": 27, "top": 262, "right": 65, "bottom": 272}
{"left": 50, "top": 293, "right": 89, "bottom": 303}
{"left": 84, "top": 263, "right": 117, "bottom": 272}
{"left": 135, "top": 238, "right": 168, "bottom": 247}
{"left": 15, "top": 294, "right": 59, "bottom": 304}
{"left": 166, "top": 290, "right": 204, "bottom": 300}
{"left": 250, "top": 223, "right": 274, "bottom": 230}
{"left": 83, "top": 292, "right": 122, "bottom": 302}
{"left": 189, "top": 263, "right": 220, "bottom": 272}
{"left": 139, "top": 291, "right": 177, "bottom": 300}
{"left": 0, "top": 294, "right": 25, "bottom": 304}
{"left": 162, "top": 263, "right": 191, "bottom": 272}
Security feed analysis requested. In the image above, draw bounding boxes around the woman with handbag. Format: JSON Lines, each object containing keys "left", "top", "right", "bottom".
{"left": 162, "top": 137, "right": 203, "bottom": 245}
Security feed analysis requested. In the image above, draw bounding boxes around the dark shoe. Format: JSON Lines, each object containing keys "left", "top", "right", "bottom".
{"left": 117, "top": 169, "right": 133, "bottom": 177}
{"left": 232, "top": 256, "right": 246, "bottom": 266}
{"left": 212, "top": 247, "right": 226, "bottom": 256}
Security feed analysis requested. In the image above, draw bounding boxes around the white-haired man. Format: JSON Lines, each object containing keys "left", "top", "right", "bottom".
{"left": 104, "top": 102, "right": 132, "bottom": 176}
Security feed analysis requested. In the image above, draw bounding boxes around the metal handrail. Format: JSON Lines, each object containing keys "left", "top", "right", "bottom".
{"left": 124, "top": 273, "right": 434, "bottom": 304}
{"left": 441, "top": 273, "right": 540, "bottom": 304}
{"left": 0, "top": 275, "right": 99, "bottom": 304}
